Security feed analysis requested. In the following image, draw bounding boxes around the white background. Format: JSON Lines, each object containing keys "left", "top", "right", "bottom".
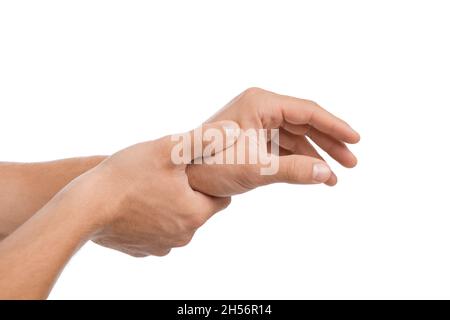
{"left": 1, "top": 1, "right": 449, "bottom": 299}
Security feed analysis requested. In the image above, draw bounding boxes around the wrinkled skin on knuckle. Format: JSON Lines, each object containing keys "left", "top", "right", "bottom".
{"left": 285, "top": 160, "right": 307, "bottom": 183}
{"left": 229, "top": 164, "right": 263, "bottom": 191}
{"left": 261, "top": 109, "right": 283, "bottom": 129}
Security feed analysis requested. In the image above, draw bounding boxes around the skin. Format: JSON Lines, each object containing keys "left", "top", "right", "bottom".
{"left": 0, "top": 120, "right": 238, "bottom": 299}
{"left": 0, "top": 88, "right": 359, "bottom": 299}
{"left": 188, "top": 87, "right": 360, "bottom": 196}
{"left": 0, "top": 157, "right": 106, "bottom": 240}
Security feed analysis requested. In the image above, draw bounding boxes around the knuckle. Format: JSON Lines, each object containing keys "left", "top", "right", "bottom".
{"left": 183, "top": 212, "right": 205, "bottom": 229}
{"left": 285, "top": 160, "right": 302, "bottom": 182}
{"left": 237, "top": 164, "right": 264, "bottom": 187}
{"left": 127, "top": 251, "right": 150, "bottom": 258}
{"left": 261, "top": 112, "right": 283, "bottom": 129}
{"left": 214, "top": 197, "right": 232, "bottom": 212}
{"left": 175, "top": 235, "right": 193, "bottom": 247}
{"left": 153, "top": 136, "right": 180, "bottom": 167}
{"left": 221, "top": 197, "right": 232, "bottom": 209}
{"left": 242, "top": 87, "right": 264, "bottom": 99}
{"left": 154, "top": 249, "right": 171, "bottom": 257}
{"left": 302, "top": 98, "right": 319, "bottom": 108}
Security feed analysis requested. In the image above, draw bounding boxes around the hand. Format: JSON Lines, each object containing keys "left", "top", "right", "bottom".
{"left": 83, "top": 121, "right": 240, "bottom": 257}
{"left": 0, "top": 120, "right": 241, "bottom": 299}
{"left": 187, "top": 87, "right": 360, "bottom": 196}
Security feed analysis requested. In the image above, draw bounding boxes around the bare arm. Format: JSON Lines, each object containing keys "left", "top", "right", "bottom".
{"left": 0, "top": 171, "right": 101, "bottom": 299}
{"left": 0, "top": 156, "right": 106, "bottom": 239}
{"left": 0, "top": 121, "right": 237, "bottom": 299}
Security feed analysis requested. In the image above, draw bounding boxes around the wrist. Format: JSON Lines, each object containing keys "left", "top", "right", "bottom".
{"left": 58, "top": 167, "right": 121, "bottom": 238}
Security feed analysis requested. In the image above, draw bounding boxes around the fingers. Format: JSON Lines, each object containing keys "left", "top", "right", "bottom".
{"left": 306, "top": 127, "right": 358, "bottom": 168}
{"left": 166, "top": 120, "right": 240, "bottom": 166}
{"left": 281, "top": 122, "right": 310, "bottom": 135}
{"left": 277, "top": 129, "right": 337, "bottom": 186}
{"left": 274, "top": 93, "right": 360, "bottom": 144}
{"left": 276, "top": 145, "right": 292, "bottom": 156}
{"left": 262, "top": 155, "right": 332, "bottom": 185}
{"left": 281, "top": 122, "right": 358, "bottom": 168}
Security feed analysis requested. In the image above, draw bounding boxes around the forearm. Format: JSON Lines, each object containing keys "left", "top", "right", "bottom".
{"left": 0, "top": 172, "right": 103, "bottom": 299}
{"left": 0, "top": 156, "right": 106, "bottom": 238}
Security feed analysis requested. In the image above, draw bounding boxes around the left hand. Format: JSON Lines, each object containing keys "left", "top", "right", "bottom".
{"left": 187, "top": 87, "right": 360, "bottom": 196}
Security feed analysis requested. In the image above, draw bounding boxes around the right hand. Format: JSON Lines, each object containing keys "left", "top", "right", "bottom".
{"left": 73, "top": 120, "right": 240, "bottom": 257}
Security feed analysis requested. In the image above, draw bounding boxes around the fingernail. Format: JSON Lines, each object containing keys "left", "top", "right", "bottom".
{"left": 313, "top": 163, "right": 331, "bottom": 183}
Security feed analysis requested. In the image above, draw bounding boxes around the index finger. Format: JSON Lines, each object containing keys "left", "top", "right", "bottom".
{"left": 276, "top": 94, "right": 360, "bottom": 144}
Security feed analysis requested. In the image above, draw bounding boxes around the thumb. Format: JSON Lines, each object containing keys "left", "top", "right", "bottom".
{"left": 262, "top": 155, "right": 332, "bottom": 185}
{"left": 168, "top": 120, "right": 240, "bottom": 165}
